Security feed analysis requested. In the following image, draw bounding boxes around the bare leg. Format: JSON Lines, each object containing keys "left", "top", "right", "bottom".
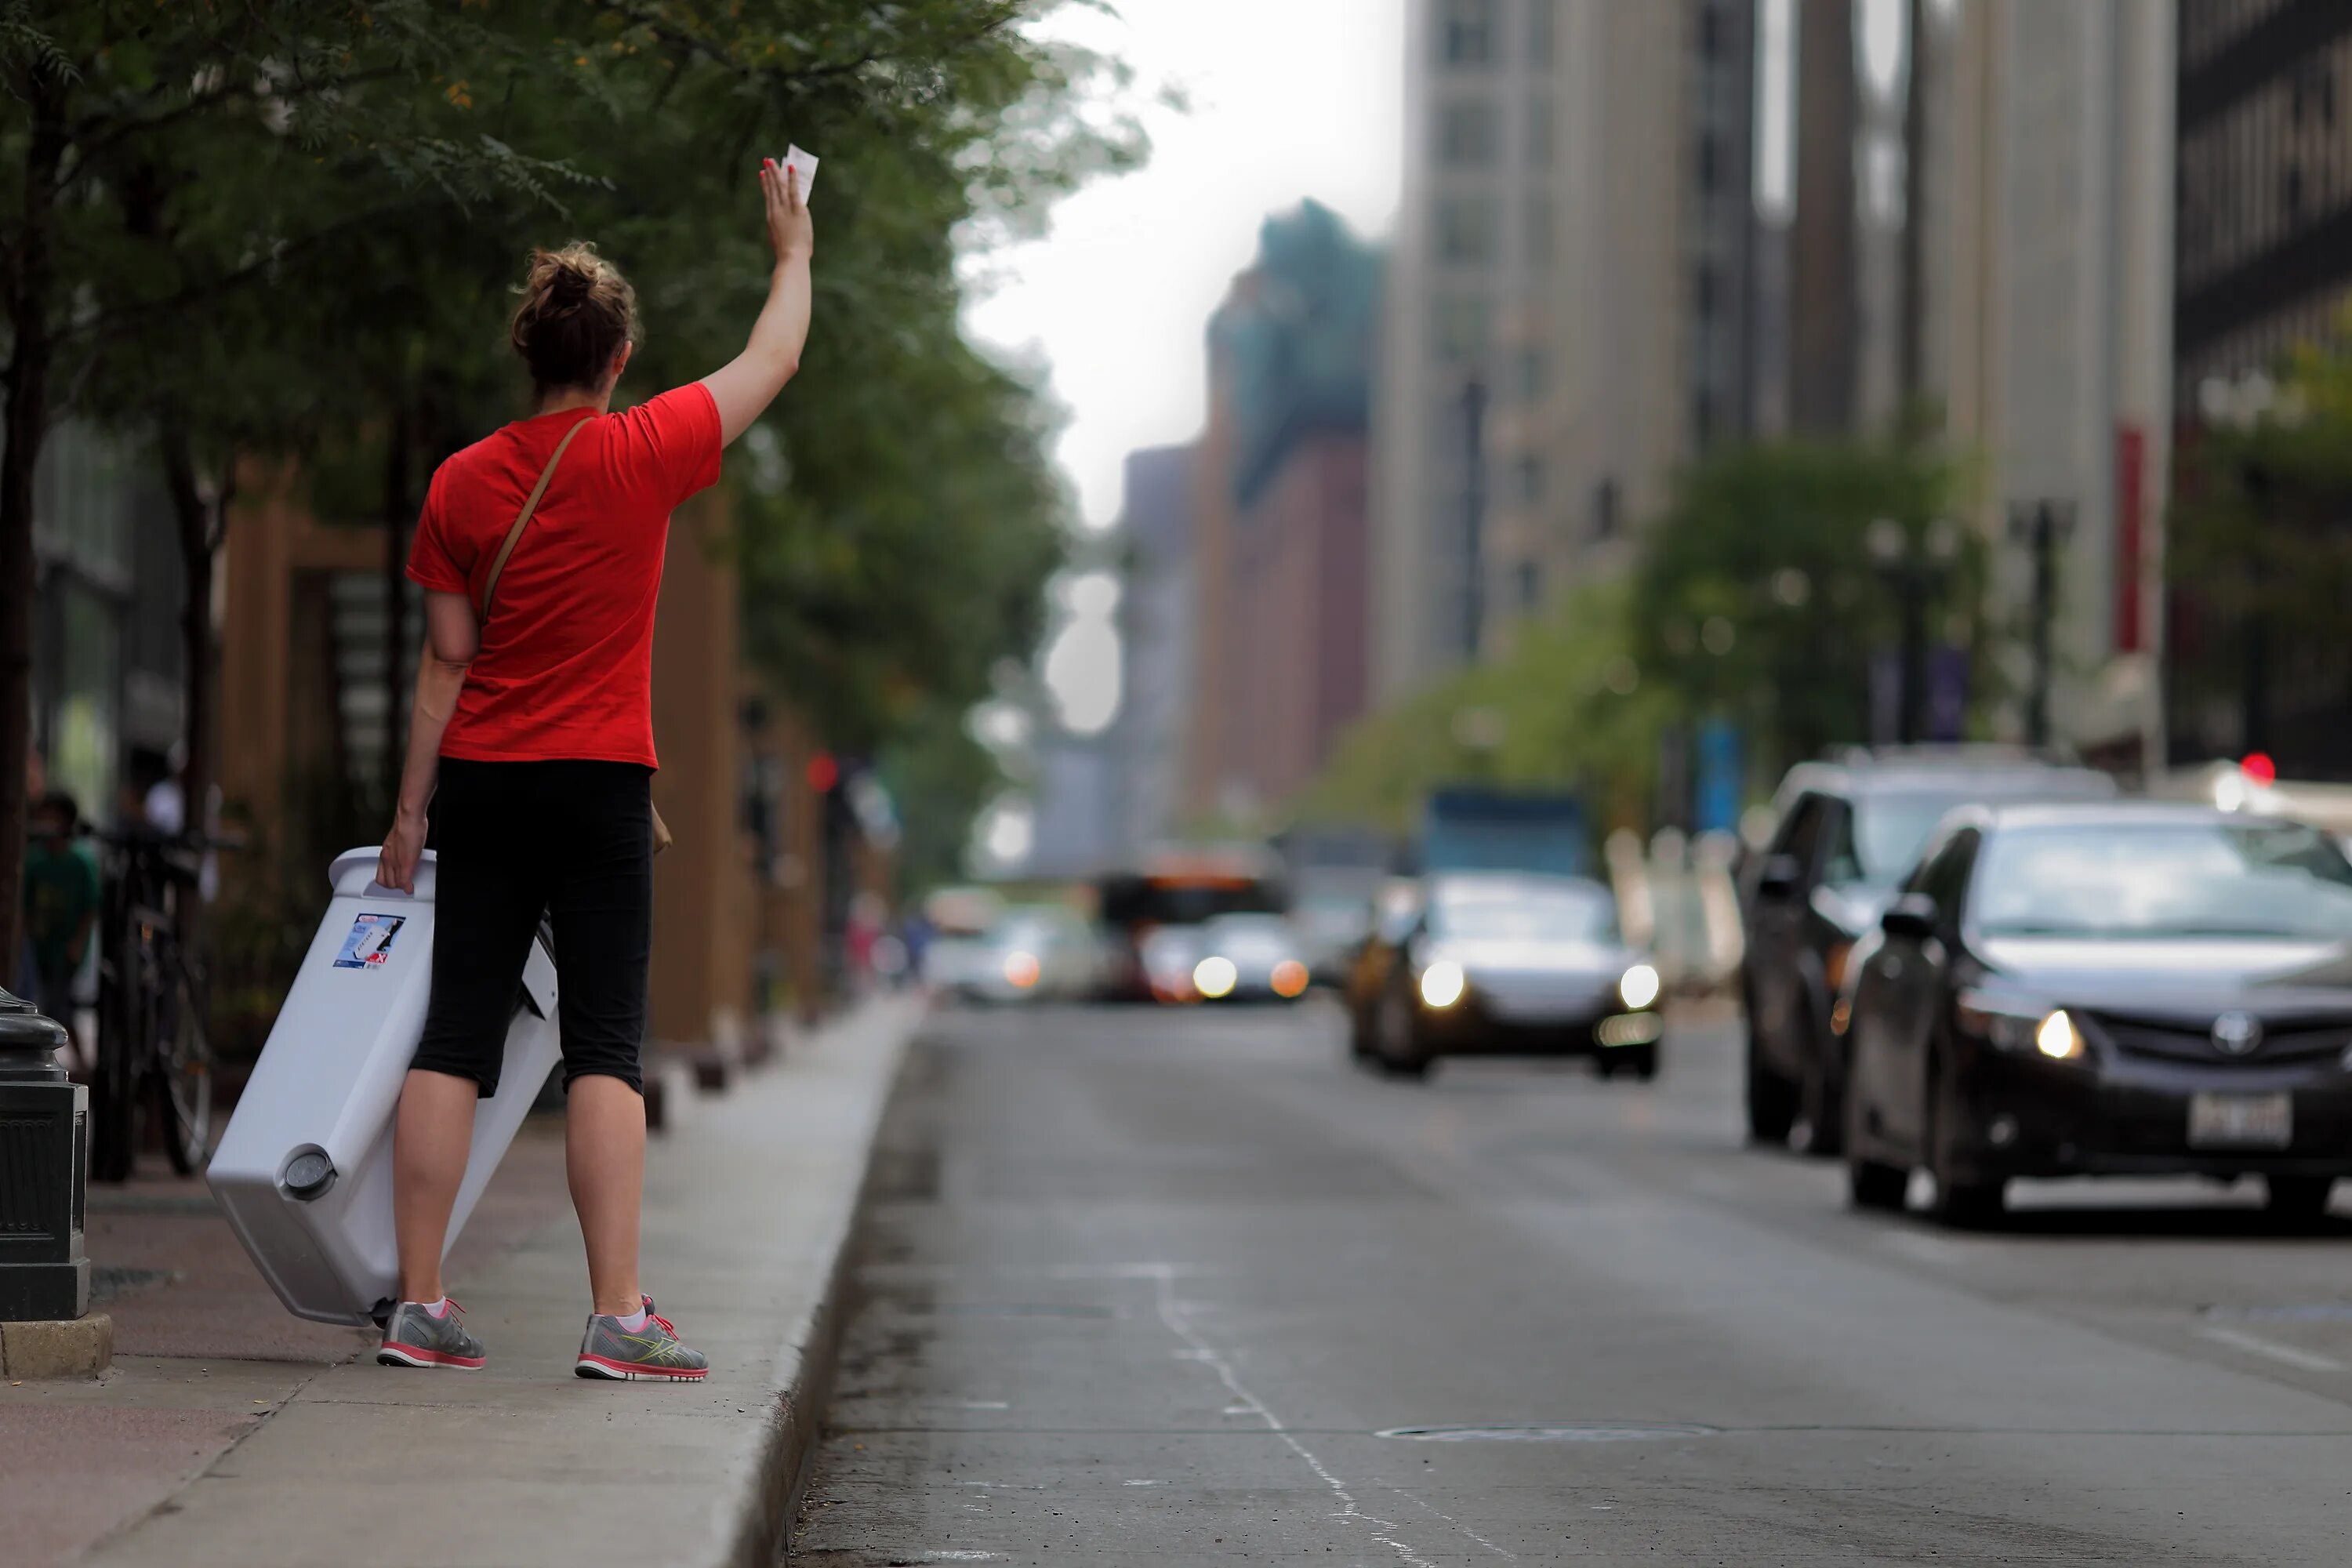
{"left": 393, "top": 1068, "right": 480, "bottom": 1303}
{"left": 567, "top": 1075, "right": 645, "bottom": 1316}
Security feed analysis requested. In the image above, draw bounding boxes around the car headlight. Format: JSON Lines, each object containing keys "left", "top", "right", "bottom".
{"left": 1271, "top": 960, "right": 1309, "bottom": 998}
{"left": 1419, "top": 960, "right": 1466, "bottom": 1009}
{"left": 1003, "top": 950, "right": 1040, "bottom": 989}
{"left": 1619, "top": 963, "right": 1662, "bottom": 1011}
{"left": 1957, "top": 992, "right": 2082, "bottom": 1060}
{"left": 1193, "top": 955, "right": 1237, "bottom": 999}
{"left": 2034, "top": 1009, "right": 2084, "bottom": 1060}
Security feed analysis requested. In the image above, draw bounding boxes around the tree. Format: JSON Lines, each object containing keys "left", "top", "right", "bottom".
{"left": 2, "top": 1, "right": 1136, "bottom": 978}
{"left": 1, "top": 1, "right": 587, "bottom": 975}
{"left": 1630, "top": 436, "right": 1980, "bottom": 779}
{"left": 2168, "top": 313, "right": 2352, "bottom": 770}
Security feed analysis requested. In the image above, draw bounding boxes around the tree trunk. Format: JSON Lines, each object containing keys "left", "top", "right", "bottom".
{"left": 159, "top": 421, "right": 228, "bottom": 946}
{"left": 381, "top": 401, "right": 413, "bottom": 811}
{"left": 0, "top": 75, "right": 69, "bottom": 991}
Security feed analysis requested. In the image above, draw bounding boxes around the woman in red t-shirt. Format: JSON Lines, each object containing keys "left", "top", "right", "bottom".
{"left": 369, "top": 161, "right": 814, "bottom": 1380}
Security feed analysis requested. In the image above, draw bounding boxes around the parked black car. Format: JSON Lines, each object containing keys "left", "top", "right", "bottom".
{"left": 1740, "top": 751, "right": 2116, "bottom": 1152}
{"left": 1346, "top": 873, "right": 1662, "bottom": 1081}
{"left": 1843, "top": 802, "right": 2352, "bottom": 1226}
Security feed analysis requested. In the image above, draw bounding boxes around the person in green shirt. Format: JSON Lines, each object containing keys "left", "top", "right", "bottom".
{"left": 22, "top": 791, "right": 99, "bottom": 1020}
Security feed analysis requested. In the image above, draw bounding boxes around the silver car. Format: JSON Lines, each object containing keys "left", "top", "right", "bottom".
{"left": 1348, "top": 873, "right": 1663, "bottom": 1080}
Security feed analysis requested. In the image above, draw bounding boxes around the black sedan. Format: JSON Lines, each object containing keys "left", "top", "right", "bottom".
{"left": 1844, "top": 801, "right": 2352, "bottom": 1226}
{"left": 1346, "top": 873, "right": 1663, "bottom": 1080}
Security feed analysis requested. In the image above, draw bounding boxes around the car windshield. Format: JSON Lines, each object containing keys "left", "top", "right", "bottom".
{"left": 1835, "top": 775, "right": 2113, "bottom": 884}
{"left": 1849, "top": 796, "right": 1973, "bottom": 883}
{"left": 1430, "top": 882, "right": 1617, "bottom": 942}
{"left": 1973, "top": 822, "right": 2352, "bottom": 939}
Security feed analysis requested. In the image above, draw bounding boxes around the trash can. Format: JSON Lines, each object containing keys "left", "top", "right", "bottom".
{"left": 206, "top": 848, "right": 561, "bottom": 1327}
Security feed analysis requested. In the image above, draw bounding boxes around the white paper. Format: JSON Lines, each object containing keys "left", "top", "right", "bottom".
{"left": 780, "top": 143, "right": 819, "bottom": 204}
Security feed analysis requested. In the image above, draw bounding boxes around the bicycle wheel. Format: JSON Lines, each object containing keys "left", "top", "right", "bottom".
{"left": 152, "top": 948, "right": 214, "bottom": 1175}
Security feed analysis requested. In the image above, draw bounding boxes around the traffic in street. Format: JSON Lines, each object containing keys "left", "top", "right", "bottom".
{"left": 797, "top": 995, "right": 2352, "bottom": 1565}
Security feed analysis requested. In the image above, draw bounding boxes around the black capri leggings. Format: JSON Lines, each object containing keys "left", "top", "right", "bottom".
{"left": 412, "top": 758, "right": 653, "bottom": 1097}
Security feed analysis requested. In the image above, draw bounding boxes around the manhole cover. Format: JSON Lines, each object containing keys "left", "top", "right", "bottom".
{"left": 1378, "top": 1423, "right": 1718, "bottom": 1443}
{"left": 2205, "top": 1303, "right": 2352, "bottom": 1323}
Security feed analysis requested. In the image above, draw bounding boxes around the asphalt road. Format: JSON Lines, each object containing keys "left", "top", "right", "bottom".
{"left": 792, "top": 999, "right": 2352, "bottom": 1566}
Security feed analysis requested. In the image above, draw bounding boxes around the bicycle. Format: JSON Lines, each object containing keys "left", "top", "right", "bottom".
{"left": 86, "top": 826, "right": 233, "bottom": 1181}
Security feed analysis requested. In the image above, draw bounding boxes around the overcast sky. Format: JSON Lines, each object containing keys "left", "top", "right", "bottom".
{"left": 963, "top": 0, "right": 1407, "bottom": 531}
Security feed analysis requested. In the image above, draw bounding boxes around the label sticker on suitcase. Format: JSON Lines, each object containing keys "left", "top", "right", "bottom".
{"left": 333, "top": 913, "right": 408, "bottom": 969}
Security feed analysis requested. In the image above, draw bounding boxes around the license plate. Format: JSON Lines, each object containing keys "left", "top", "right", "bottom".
{"left": 2188, "top": 1092, "right": 2292, "bottom": 1149}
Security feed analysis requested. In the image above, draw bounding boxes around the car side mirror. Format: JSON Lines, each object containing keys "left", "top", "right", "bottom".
{"left": 1755, "top": 854, "right": 1802, "bottom": 899}
{"left": 1880, "top": 892, "right": 1939, "bottom": 940}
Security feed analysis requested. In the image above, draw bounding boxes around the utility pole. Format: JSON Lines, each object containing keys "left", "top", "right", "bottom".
{"left": 1460, "top": 376, "right": 1487, "bottom": 661}
{"left": 2007, "top": 499, "right": 2074, "bottom": 750}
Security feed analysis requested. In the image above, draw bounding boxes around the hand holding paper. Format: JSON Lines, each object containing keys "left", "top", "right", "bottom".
{"left": 781, "top": 143, "right": 819, "bottom": 205}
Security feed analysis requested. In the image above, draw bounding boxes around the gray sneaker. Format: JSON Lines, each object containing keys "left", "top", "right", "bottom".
{"left": 575, "top": 1295, "right": 709, "bottom": 1381}
{"left": 376, "top": 1298, "right": 486, "bottom": 1370}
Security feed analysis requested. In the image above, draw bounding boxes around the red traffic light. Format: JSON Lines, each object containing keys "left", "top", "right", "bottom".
{"left": 806, "top": 753, "right": 839, "bottom": 793}
{"left": 2241, "top": 752, "right": 2278, "bottom": 786}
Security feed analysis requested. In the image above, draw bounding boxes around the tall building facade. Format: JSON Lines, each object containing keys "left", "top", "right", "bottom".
{"left": 1185, "top": 203, "right": 1382, "bottom": 825}
{"left": 2166, "top": 0, "right": 2352, "bottom": 771}
{"left": 1109, "top": 445, "right": 1194, "bottom": 856}
{"left": 1374, "top": 0, "right": 1755, "bottom": 701}
{"left": 1931, "top": 0, "right": 2177, "bottom": 766}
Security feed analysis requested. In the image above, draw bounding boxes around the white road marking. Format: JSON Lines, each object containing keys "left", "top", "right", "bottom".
{"left": 2198, "top": 1326, "right": 2346, "bottom": 1374}
{"left": 1149, "top": 1265, "right": 1457, "bottom": 1568}
{"left": 1392, "top": 1489, "right": 1520, "bottom": 1561}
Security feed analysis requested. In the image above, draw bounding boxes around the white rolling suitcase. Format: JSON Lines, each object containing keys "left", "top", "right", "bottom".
{"left": 206, "top": 848, "right": 561, "bottom": 1326}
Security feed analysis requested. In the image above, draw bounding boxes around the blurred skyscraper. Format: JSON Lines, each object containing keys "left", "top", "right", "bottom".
{"left": 1374, "top": 0, "right": 1758, "bottom": 698}
{"left": 1375, "top": 0, "right": 2182, "bottom": 771}
{"left": 2166, "top": 0, "right": 2352, "bottom": 775}
{"left": 1183, "top": 202, "right": 1383, "bottom": 826}
{"left": 1109, "top": 445, "right": 1196, "bottom": 855}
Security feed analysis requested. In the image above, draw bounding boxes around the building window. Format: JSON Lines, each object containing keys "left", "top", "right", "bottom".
{"left": 1592, "top": 477, "right": 1621, "bottom": 539}
{"left": 1435, "top": 296, "right": 1494, "bottom": 362}
{"left": 1694, "top": 388, "right": 1716, "bottom": 446}
{"left": 1438, "top": 100, "right": 1500, "bottom": 165}
{"left": 1698, "top": 1, "right": 1723, "bottom": 61}
{"left": 1437, "top": 196, "right": 1499, "bottom": 263}
{"left": 1694, "top": 261, "right": 1718, "bottom": 322}
{"left": 1517, "top": 559, "right": 1543, "bottom": 611}
{"left": 1515, "top": 456, "right": 1546, "bottom": 504}
{"left": 1697, "top": 129, "right": 1719, "bottom": 192}
{"left": 1527, "top": 96, "right": 1554, "bottom": 169}
{"left": 1442, "top": 0, "right": 1497, "bottom": 66}
{"left": 1526, "top": 194, "right": 1555, "bottom": 267}
{"left": 1529, "top": 0, "right": 1555, "bottom": 67}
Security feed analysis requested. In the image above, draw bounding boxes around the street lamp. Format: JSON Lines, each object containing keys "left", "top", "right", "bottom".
{"left": 0, "top": 988, "right": 87, "bottom": 1321}
{"left": 1867, "top": 517, "right": 1961, "bottom": 745}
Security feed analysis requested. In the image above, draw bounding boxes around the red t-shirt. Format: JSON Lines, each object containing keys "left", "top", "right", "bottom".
{"left": 406, "top": 384, "right": 722, "bottom": 768}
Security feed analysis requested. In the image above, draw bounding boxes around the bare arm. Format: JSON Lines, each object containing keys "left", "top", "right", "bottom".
{"left": 700, "top": 159, "right": 815, "bottom": 447}
{"left": 377, "top": 592, "right": 481, "bottom": 893}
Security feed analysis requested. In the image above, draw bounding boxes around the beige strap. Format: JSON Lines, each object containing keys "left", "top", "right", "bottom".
{"left": 478, "top": 415, "right": 591, "bottom": 619}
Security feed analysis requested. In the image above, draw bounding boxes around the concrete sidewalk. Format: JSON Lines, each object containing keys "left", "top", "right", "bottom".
{"left": 12, "top": 995, "right": 919, "bottom": 1568}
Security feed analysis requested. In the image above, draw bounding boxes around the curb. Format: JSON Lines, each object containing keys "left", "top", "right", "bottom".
{"left": 718, "top": 1073, "right": 892, "bottom": 1566}
{"left": 714, "top": 1000, "right": 919, "bottom": 1568}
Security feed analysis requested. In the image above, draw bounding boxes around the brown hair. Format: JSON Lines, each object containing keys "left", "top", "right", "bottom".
{"left": 508, "top": 242, "right": 638, "bottom": 394}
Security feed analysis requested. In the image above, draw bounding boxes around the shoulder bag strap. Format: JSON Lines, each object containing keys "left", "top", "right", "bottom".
{"left": 477, "top": 414, "right": 592, "bottom": 619}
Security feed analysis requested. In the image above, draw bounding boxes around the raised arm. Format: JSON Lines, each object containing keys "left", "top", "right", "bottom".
{"left": 377, "top": 591, "right": 481, "bottom": 893}
{"left": 701, "top": 159, "right": 815, "bottom": 447}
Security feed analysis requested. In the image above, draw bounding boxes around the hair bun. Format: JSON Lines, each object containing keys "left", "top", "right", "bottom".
{"left": 510, "top": 241, "right": 640, "bottom": 394}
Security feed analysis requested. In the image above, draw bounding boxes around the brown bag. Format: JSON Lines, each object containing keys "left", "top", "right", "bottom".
{"left": 479, "top": 416, "right": 674, "bottom": 855}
